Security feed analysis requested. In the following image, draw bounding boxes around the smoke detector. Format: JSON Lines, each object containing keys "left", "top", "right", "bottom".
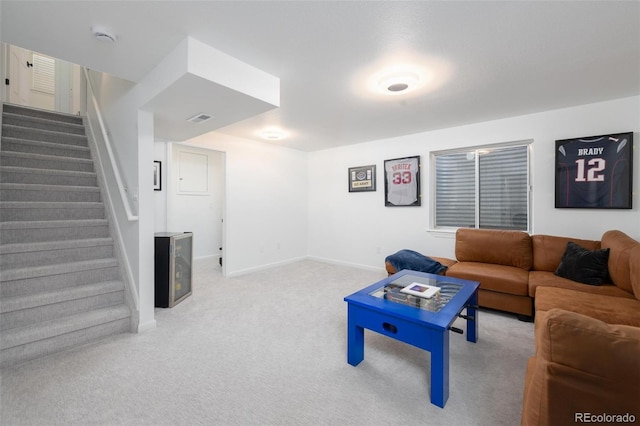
{"left": 91, "top": 26, "right": 117, "bottom": 43}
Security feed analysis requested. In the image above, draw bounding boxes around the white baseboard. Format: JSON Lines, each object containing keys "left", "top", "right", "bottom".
{"left": 224, "top": 255, "right": 386, "bottom": 278}
{"left": 225, "top": 256, "right": 308, "bottom": 278}
{"left": 306, "top": 256, "right": 386, "bottom": 273}
{"left": 137, "top": 319, "right": 157, "bottom": 333}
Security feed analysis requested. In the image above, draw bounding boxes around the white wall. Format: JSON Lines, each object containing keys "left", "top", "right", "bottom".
{"left": 308, "top": 96, "right": 640, "bottom": 271}
{"left": 184, "top": 134, "right": 308, "bottom": 276}
{"left": 153, "top": 141, "right": 169, "bottom": 231}
{"left": 86, "top": 70, "right": 157, "bottom": 331}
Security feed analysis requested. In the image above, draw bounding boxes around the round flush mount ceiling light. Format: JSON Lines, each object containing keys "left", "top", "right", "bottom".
{"left": 259, "top": 128, "right": 288, "bottom": 141}
{"left": 378, "top": 72, "right": 420, "bottom": 94}
{"left": 91, "top": 26, "right": 117, "bottom": 43}
{"left": 355, "top": 55, "right": 451, "bottom": 100}
{"left": 366, "top": 63, "right": 434, "bottom": 97}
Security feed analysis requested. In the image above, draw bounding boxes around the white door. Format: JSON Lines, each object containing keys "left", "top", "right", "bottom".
{"left": 55, "top": 59, "right": 73, "bottom": 114}
{"left": 8, "top": 45, "right": 31, "bottom": 106}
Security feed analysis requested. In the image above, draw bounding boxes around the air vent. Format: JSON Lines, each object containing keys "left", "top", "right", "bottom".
{"left": 187, "top": 113, "right": 214, "bottom": 124}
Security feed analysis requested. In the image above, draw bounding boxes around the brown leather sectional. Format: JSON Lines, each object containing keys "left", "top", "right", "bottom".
{"left": 385, "top": 228, "right": 640, "bottom": 321}
{"left": 385, "top": 228, "right": 640, "bottom": 424}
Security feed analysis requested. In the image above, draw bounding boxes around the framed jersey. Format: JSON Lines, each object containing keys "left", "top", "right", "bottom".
{"left": 384, "top": 155, "right": 421, "bottom": 206}
{"left": 555, "top": 132, "right": 633, "bottom": 209}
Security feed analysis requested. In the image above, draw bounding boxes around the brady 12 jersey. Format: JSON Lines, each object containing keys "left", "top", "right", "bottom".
{"left": 385, "top": 157, "right": 420, "bottom": 206}
{"left": 555, "top": 134, "right": 630, "bottom": 208}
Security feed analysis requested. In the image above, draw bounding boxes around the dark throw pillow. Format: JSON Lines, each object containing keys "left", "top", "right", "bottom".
{"left": 554, "top": 242, "right": 610, "bottom": 285}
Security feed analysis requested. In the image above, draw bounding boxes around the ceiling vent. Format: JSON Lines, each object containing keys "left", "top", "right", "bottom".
{"left": 187, "top": 113, "right": 214, "bottom": 124}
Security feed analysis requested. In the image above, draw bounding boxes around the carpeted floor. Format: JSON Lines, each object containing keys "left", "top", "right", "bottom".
{"left": 0, "top": 259, "right": 534, "bottom": 425}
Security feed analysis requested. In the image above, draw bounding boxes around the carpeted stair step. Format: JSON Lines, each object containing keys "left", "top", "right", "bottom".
{"left": 0, "top": 201, "right": 105, "bottom": 221}
{"left": 1, "top": 260, "right": 121, "bottom": 299}
{"left": 0, "top": 166, "right": 98, "bottom": 186}
{"left": 1, "top": 124, "right": 88, "bottom": 147}
{"left": 0, "top": 237, "right": 114, "bottom": 269}
{"left": 0, "top": 305, "right": 131, "bottom": 368}
{"left": 0, "top": 103, "right": 131, "bottom": 368}
{"left": 2, "top": 103, "right": 83, "bottom": 125}
{"left": 1, "top": 136, "right": 92, "bottom": 159}
{"left": 0, "top": 281, "right": 125, "bottom": 331}
{"left": 1, "top": 257, "right": 120, "bottom": 283}
{"left": 0, "top": 218, "right": 110, "bottom": 244}
{"left": 0, "top": 183, "right": 101, "bottom": 202}
{"left": 2, "top": 112, "right": 86, "bottom": 135}
{"left": 0, "top": 151, "right": 94, "bottom": 172}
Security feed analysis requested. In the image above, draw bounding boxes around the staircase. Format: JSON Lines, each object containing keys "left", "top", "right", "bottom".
{"left": 0, "top": 103, "right": 132, "bottom": 368}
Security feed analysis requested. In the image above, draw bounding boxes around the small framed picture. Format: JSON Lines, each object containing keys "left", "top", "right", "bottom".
{"left": 384, "top": 156, "right": 421, "bottom": 206}
{"left": 555, "top": 132, "right": 633, "bottom": 209}
{"left": 400, "top": 282, "right": 441, "bottom": 299}
{"left": 348, "top": 165, "right": 376, "bottom": 192}
{"left": 153, "top": 161, "right": 162, "bottom": 191}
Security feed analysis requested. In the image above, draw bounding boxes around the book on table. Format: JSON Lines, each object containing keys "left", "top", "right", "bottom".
{"left": 400, "top": 282, "right": 441, "bottom": 298}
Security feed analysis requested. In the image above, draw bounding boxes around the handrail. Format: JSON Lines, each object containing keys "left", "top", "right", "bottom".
{"left": 82, "top": 67, "right": 138, "bottom": 221}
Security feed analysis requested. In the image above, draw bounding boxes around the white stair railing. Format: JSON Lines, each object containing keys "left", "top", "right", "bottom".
{"left": 83, "top": 67, "right": 138, "bottom": 222}
{"left": 82, "top": 67, "right": 140, "bottom": 323}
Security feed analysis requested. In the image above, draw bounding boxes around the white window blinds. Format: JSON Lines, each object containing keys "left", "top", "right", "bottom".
{"left": 434, "top": 143, "right": 530, "bottom": 230}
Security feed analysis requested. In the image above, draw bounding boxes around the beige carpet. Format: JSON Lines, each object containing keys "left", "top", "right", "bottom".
{"left": 0, "top": 259, "right": 534, "bottom": 425}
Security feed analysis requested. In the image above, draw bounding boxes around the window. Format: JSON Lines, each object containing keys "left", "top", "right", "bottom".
{"left": 433, "top": 142, "right": 531, "bottom": 231}
{"left": 31, "top": 53, "right": 55, "bottom": 95}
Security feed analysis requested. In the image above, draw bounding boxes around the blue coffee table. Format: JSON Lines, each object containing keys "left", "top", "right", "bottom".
{"left": 344, "top": 269, "right": 480, "bottom": 408}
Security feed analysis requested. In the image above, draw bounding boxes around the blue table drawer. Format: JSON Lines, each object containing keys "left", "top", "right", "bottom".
{"left": 349, "top": 304, "right": 439, "bottom": 351}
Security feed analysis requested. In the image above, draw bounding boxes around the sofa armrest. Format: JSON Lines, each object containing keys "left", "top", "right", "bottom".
{"left": 601, "top": 230, "right": 640, "bottom": 295}
{"left": 522, "top": 309, "right": 640, "bottom": 425}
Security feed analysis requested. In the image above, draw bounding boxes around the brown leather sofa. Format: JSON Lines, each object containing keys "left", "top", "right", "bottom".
{"left": 385, "top": 229, "right": 640, "bottom": 320}
{"left": 385, "top": 228, "right": 640, "bottom": 425}
{"left": 522, "top": 231, "right": 640, "bottom": 425}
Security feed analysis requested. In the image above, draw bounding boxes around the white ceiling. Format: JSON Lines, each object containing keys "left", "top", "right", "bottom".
{"left": 2, "top": 1, "right": 639, "bottom": 152}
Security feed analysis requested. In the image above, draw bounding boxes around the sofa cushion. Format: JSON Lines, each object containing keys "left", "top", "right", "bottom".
{"left": 535, "top": 286, "right": 640, "bottom": 327}
{"left": 522, "top": 309, "right": 640, "bottom": 426}
{"left": 528, "top": 271, "right": 635, "bottom": 299}
{"left": 554, "top": 242, "right": 610, "bottom": 285}
{"left": 447, "top": 261, "right": 529, "bottom": 296}
{"left": 537, "top": 308, "right": 640, "bottom": 379}
{"left": 601, "top": 230, "right": 639, "bottom": 294}
{"left": 531, "top": 234, "right": 600, "bottom": 272}
{"left": 455, "top": 228, "right": 532, "bottom": 270}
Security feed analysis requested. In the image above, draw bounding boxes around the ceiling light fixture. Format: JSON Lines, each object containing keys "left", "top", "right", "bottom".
{"left": 378, "top": 72, "right": 420, "bottom": 94}
{"left": 91, "top": 26, "right": 117, "bottom": 43}
{"left": 366, "top": 63, "right": 434, "bottom": 97}
{"left": 261, "top": 130, "right": 286, "bottom": 140}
